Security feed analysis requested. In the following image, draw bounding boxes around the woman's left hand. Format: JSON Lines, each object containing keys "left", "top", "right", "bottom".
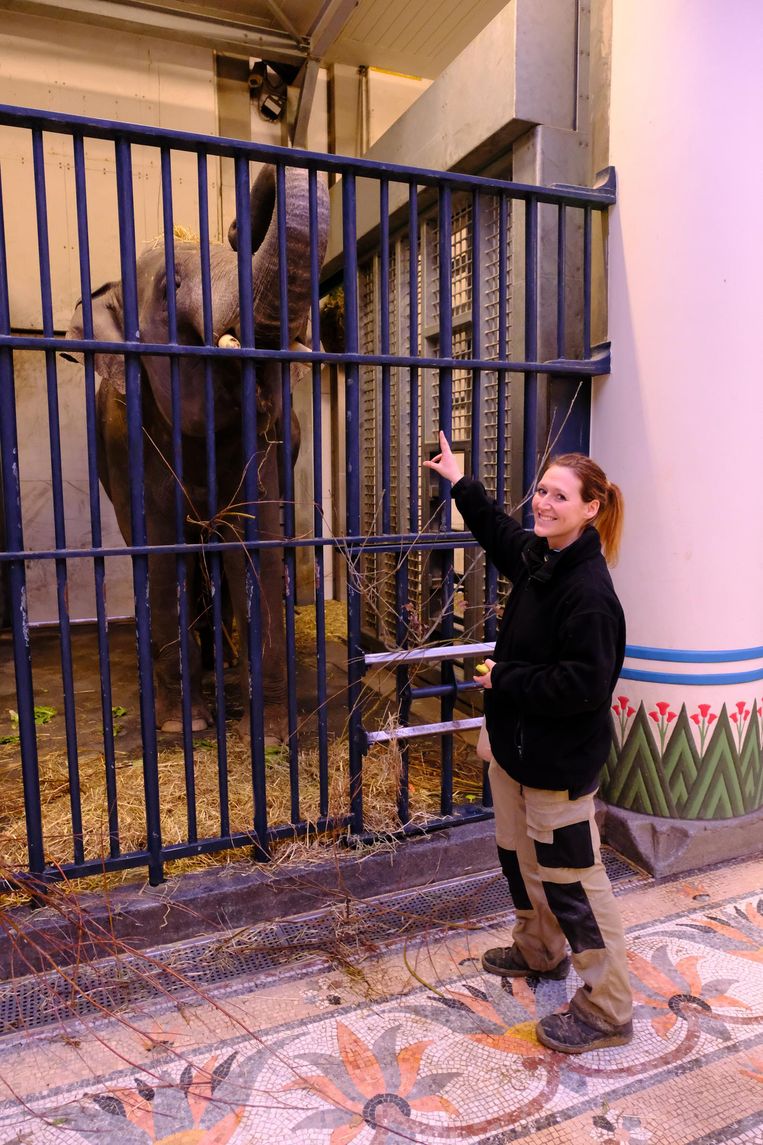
{"left": 473, "top": 658, "right": 495, "bottom": 689}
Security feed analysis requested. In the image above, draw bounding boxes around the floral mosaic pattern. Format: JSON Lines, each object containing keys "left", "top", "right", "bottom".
{"left": 0, "top": 892, "right": 761, "bottom": 1144}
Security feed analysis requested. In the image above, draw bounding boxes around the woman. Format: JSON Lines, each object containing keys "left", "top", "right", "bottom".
{"left": 424, "top": 432, "right": 633, "bottom": 1054}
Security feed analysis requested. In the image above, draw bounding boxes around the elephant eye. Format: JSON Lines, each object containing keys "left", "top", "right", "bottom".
{"left": 160, "top": 274, "right": 181, "bottom": 298}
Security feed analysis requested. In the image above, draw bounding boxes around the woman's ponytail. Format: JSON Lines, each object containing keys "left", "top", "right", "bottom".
{"left": 595, "top": 480, "right": 624, "bottom": 565}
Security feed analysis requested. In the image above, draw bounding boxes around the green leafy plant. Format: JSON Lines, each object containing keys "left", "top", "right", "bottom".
{"left": 112, "top": 705, "right": 127, "bottom": 736}
{"left": 33, "top": 705, "right": 57, "bottom": 725}
{"left": 1, "top": 705, "right": 57, "bottom": 744}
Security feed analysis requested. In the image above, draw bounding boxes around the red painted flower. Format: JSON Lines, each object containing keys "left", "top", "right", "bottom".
{"left": 698, "top": 703, "right": 711, "bottom": 718}
{"left": 655, "top": 701, "right": 671, "bottom": 715}
{"left": 666, "top": 711, "right": 677, "bottom": 723}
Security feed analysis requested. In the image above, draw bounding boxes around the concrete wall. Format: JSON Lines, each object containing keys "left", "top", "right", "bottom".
{"left": 329, "top": 64, "right": 430, "bottom": 158}
{"left": 324, "top": 0, "right": 582, "bottom": 274}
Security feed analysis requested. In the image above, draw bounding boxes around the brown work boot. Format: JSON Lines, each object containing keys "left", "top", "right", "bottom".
{"left": 536, "top": 1008, "right": 633, "bottom": 1054}
{"left": 481, "top": 945, "right": 571, "bottom": 980}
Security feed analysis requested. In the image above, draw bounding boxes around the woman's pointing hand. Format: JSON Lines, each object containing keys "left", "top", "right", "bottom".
{"left": 423, "top": 431, "right": 464, "bottom": 485}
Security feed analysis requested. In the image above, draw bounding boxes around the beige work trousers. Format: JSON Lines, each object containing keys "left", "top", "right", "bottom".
{"left": 488, "top": 758, "right": 633, "bottom": 1030}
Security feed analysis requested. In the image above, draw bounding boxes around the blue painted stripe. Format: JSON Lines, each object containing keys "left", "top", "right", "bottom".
{"left": 625, "top": 645, "right": 763, "bottom": 664}
{"left": 620, "top": 666, "right": 763, "bottom": 686}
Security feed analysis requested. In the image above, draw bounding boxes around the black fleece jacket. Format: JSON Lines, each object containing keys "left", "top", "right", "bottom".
{"left": 453, "top": 476, "right": 625, "bottom": 795}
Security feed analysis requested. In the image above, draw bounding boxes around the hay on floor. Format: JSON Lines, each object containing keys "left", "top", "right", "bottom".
{"left": 0, "top": 728, "right": 482, "bottom": 902}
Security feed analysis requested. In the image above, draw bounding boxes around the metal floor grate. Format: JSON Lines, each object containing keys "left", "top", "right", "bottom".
{"left": 0, "top": 847, "right": 647, "bottom": 1038}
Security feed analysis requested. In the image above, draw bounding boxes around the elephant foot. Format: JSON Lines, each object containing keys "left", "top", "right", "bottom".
{"left": 160, "top": 716, "right": 210, "bottom": 734}
{"left": 235, "top": 704, "right": 289, "bottom": 747}
{"left": 264, "top": 703, "right": 289, "bottom": 746}
{"left": 155, "top": 694, "right": 212, "bottom": 735}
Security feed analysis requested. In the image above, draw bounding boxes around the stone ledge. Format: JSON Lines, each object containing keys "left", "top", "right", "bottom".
{"left": 0, "top": 819, "right": 499, "bottom": 979}
{"left": 601, "top": 802, "right": 763, "bottom": 878}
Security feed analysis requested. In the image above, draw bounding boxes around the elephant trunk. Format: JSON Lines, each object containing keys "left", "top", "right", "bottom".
{"left": 247, "top": 166, "right": 330, "bottom": 347}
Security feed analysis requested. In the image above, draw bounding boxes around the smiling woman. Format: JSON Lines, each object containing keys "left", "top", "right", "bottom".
{"left": 535, "top": 453, "right": 624, "bottom": 565}
{"left": 532, "top": 467, "right": 599, "bottom": 552}
{"left": 424, "top": 431, "right": 632, "bottom": 1055}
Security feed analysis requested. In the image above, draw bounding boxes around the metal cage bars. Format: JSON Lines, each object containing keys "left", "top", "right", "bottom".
{"left": 0, "top": 102, "right": 615, "bottom": 887}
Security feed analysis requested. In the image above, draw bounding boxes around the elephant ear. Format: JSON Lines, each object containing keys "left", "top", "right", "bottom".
{"left": 61, "top": 281, "right": 127, "bottom": 392}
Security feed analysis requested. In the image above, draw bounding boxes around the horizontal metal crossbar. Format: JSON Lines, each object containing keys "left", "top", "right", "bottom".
{"left": 366, "top": 716, "right": 484, "bottom": 745}
{"left": 0, "top": 813, "right": 355, "bottom": 893}
{"left": 0, "top": 103, "right": 616, "bottom": 207}
{"left": 0, "top": 532, "right": 484, "bottom": 562}
{"left": 3, "top": 333, "right": 612, "bottom": 377}
{"left": 365, "top": 641, "right": 494, "bottom": 669}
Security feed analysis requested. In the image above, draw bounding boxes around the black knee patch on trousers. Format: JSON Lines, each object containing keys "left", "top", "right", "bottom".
{"left": 534, "top": 820, "right": 596, "bottom": 869}
{"left": 497, "top": 846, "right": 533, "bottom": 911}
{"left": 542, "top": 880, "right": 605, "bottom": 952}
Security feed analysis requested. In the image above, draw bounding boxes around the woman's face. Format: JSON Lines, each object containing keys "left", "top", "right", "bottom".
{"left": 532, "top": 465, "right": 600, "bottom": 550}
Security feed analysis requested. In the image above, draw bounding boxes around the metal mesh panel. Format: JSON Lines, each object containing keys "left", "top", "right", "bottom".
{"left": 376, "top": 244, "right": 399, "bottom": 645}
{"left": 481, "top": 191, "right": 513, "bottom": 499}
{"left": 407, "top": 233, "right": 425, "bottom": 628}
{"left": 358, "top": 262, "right": 378, "bottom": 636}
{"left": 480, "top": 192, "right": 514, "bottom": 610}
{"left": 429, "top": 326, "right": 472, "bottom": 440}
{"left": 356, "top": 188, "right": 515, "bottom": 647}
{"left": 451, "top": 201, "right": 472, "bottom": 316}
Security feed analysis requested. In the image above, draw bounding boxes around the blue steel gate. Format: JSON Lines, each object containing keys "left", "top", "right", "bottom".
{"left": 0, "top": 103, "right": 615, "bottom": 889}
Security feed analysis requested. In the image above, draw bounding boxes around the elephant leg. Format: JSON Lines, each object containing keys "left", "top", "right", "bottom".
{"left": 96, "top": 384, "right": 210, "bottom": 733}
{"left": 148, "top": 550, "right": 212, "bottom": 734}
{"left": 223, "top": 439, "right": 289, "bottom": 746}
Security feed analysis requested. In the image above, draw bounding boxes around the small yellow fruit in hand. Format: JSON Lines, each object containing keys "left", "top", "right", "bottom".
{"left": 474, "top": 662, "right": 490, "bottom": 676}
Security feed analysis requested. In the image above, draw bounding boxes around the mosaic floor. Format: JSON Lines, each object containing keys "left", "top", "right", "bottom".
{"left": 0, "top": 857, "right": 760, "bottom": 1144}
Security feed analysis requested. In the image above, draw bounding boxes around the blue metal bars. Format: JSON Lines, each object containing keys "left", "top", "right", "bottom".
{"left": 0, "top": 101, "right": 614, "bottom": 886}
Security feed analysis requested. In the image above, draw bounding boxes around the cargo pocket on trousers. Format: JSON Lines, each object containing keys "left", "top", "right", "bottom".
{"left": 524, "top": 788, "right": 597, "bottom": 869}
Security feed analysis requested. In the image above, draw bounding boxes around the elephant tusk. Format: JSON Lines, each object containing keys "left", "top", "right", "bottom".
{"left": 217, "top": 333, "right": 240, "bottom": 349}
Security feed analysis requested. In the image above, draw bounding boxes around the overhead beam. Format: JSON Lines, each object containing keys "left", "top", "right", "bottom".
{"left": 265, "top": 0, "right": 303, "bottom": 42}
{"left": 308, "top": 0, "right": 360, "bottom": 60}
{"left": 6, "top": 0, "right": 310, "bottom": 65}
{"left": 291, "top": 57, "right": 320, "bottom": 149}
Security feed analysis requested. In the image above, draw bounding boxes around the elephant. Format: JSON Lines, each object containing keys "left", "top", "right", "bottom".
{"left": 63, "top": 163, "right": 330, "bottom": 744}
